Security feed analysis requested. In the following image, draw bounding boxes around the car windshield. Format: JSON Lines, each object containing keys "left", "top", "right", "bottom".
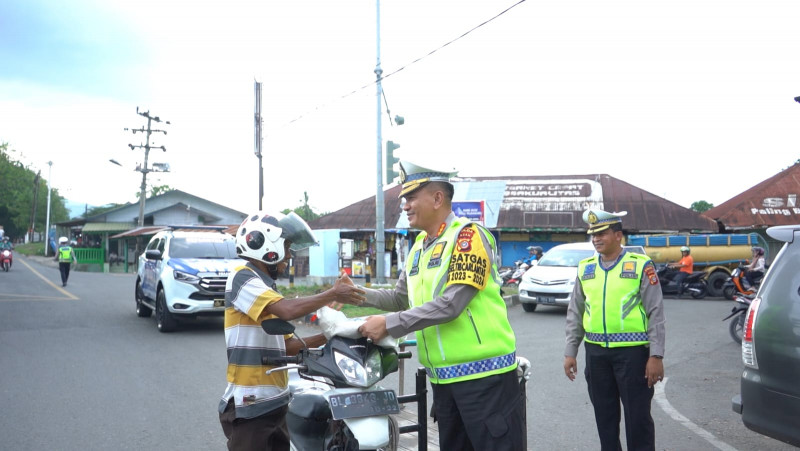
{"left": 537, "top": 249, "right": 595, "bottom": 267}
{"left": 169, "top": 237, "right": 238, "bottom": 259}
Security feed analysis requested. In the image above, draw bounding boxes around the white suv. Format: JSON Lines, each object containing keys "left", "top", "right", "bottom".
{"left": 135, "top": 227, "right": 240, "bottom": 332}
{"left": 518, "top": 242, "right": 646, "bottom": 313}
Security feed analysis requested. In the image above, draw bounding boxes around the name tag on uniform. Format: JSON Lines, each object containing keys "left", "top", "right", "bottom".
{"left": 409, "top": 250, "right": 421, "bottom": 276}
{"left": 427, "top": 242, "right": 447, "bottom": 268}
{"left": 581, "top": 263, "right": 596, "bottom": 280}
{"left": 620, "top": 261, "right": 637, "bottom": 279}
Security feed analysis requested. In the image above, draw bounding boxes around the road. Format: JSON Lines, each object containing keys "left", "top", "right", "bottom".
{"left": 0, "top": 255, "right": 794, "bottom": 450}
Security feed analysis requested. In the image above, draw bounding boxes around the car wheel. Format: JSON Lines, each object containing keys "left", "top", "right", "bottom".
{"left": 729, "top": 314, "right": 744, "bottom": 344}
{"left": 135, "top": 280, "right": 152, "bottom": 318}
{"left": 705, "top": 271, "right": 728, "bottom": 297}
{"left": 690, "top": 282, "right": 708, "bottom": 299}
{"left": 156, "top": 289, "right": 178, "bottom": 333}
{"left": 522, "top": 303, "right": 537, "bottom": 313}
{"left": 722, "top": 286, "right": 735, "bottom": 300}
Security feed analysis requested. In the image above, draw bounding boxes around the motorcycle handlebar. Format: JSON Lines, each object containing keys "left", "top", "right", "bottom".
{"left": 397, "top": 351, "right": 413, "bottom": 359}
{"left": 262, "top": 355, "right": 299, "bottom": 366}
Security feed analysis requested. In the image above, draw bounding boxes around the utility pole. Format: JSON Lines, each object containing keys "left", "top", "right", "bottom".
{"left": 126, "top": 107, "right": 169, "bottom": 259}
{"left": 374, "top": 0, "right": 387, "bottom": 284}
{"left": 44, "top": 161, "right": 53, "bottom": 256}
{"left": 254, "top": 80, "right": 264, "bottom": 210}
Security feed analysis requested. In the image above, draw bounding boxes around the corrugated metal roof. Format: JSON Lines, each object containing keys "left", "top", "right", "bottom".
{"left": 309, "top": 174, "right": 718, "bottom": 233}
{"left": 82, "top": 222, "right": 134, "bottom": 233}
{"left": 110, "top": 226, "right": 168, "bottom": 239}
{"left": 704, "top": 163, "right": 800, "bottom": 230}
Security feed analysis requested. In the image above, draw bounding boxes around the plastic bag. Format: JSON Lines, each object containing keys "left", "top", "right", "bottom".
{"left": 316, "top": 306, "right": 398, "bottom": 349}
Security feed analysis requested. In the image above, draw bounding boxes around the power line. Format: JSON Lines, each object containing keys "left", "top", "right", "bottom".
{"left": 273, "top": 0, "right": 527, "bottom": 132}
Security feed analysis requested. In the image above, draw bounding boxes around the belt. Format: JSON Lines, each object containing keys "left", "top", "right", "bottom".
{"left": 585, "top": 332, "right": 649, "bottom": 343}
{"left": 427, "top": 351, "right": 516, "bottom": 380}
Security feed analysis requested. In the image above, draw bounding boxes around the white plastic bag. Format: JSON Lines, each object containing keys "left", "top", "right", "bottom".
{"left": 316, "top": 306, "right": 398, "bottom": 349}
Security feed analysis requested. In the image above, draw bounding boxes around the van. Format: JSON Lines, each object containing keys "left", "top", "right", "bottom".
{"left": 732, "top": 224, "right": 800, "bottom": 447}
{"left": 517, "top": 242, "right": 646, "bottom": 313}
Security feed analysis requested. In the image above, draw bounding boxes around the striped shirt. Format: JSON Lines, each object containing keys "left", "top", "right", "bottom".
{"left": 218, "top": 262, "right": 290, "bottom": 419}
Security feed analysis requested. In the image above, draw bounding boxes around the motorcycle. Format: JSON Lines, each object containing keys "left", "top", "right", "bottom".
{"left": 723, "top": 293, "right": 753, "bottom": 344}
{"left": 1, "top": 248, "right": 12, "bottom": 272}
{"left": 656, "top": 265, "right": 708, "bottom": 299}
{"left": 722, "top": 263, "right": 761, "bottom": 300}
{"left": 499, "top": 260, "right": 529, "bottom": 287}
{"left": 261, "top": 318, "right": 410, "bottom": 451}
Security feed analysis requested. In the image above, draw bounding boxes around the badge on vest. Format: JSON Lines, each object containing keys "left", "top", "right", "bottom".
{"left": 427, "top": 241, "right": 447, "bottom": 268}
{"left": 581, "top": 263, "right": 596, "bottom": 280}
{"left": 409, "top": 250, "right": 421, "bottom": 276}
{"left": 620, "top": 261, "right": 638, "bottom": 279}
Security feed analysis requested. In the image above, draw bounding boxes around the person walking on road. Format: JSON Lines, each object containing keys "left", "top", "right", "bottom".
{"left": 357, "top": 160, "right": 525, "bottom": 451}
{"left": 563, "top": 209, "right": 666, "bottom": 451}
{"left": 56, "top": 237, "right": 77, "bottom": 287}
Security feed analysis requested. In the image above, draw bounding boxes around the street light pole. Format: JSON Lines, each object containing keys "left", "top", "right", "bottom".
{"left": 44, "top": 161, "right": 53, "bottom": 256}
{"left": 374, "top": 0, "right": 387, "bottom": 284}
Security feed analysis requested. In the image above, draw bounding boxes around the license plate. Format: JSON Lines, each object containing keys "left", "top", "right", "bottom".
{"left": 213, "top": 299, "right": 224, "bottom": 308}
{"left": 328, "top": 390, "right": 400, "bottom": 420}
{"left": 538, "top": 296, "right": 555, "bottom": 304}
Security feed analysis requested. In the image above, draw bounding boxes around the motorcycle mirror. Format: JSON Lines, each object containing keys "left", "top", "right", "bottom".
{"left": 261, "top": 318, "right": 295, "bottom": 335}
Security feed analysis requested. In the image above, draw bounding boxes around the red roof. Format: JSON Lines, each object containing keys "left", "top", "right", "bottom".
{"left": 704, "top": 163, "right": 800, "bottom": 230}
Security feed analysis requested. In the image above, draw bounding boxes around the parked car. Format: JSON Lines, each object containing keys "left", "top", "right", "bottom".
{"left": 518, "top": 242, "right": 646, "bottom": 312}
{"left": 732, "top": 224, "right": 800, "bottom": 447}
{"left": 135, "top": 226, "right": 240, "bottom": 332}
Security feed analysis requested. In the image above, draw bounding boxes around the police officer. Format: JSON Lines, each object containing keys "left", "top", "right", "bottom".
{"left": 56, "top": 236, "right": 78, "bottom": 287}
{"left": 358, "top": 160, "right": 525, "bottom": 451}
{"left": 563, "top": 210, "right": 666, "bottom": 451}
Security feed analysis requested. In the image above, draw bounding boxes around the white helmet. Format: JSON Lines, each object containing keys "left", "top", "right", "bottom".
{"left": 235, "top": 211, "right": 317, "bottom": 265}
{"left": 59, "top": 236, "right": 68, "bottom": 244}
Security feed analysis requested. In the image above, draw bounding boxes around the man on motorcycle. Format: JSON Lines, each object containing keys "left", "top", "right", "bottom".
{"left": 744, "top": 246, "right": 766, "bottom": 289}
{"left": 668, "top": 246, "right": 693, "bottom": 297}
{"left": 1, "top": 236, "right": 13, "bottom": 250}
{"left": 218, "top": 211, "right": 366, "bottom": 451}
{"left": 523, "top": 245, "right": 543, "bottom": 266}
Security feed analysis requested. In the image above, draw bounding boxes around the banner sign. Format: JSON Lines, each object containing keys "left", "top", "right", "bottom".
{"left": 453, "top": 201, "right": 485, "bottom": 225}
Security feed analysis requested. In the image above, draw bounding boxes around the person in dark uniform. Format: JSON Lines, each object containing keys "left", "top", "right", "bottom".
{"left": 56, "top": 236, "right": 78, "bottom": 287}
{"left": 358, "top": 160, "right": 525, "bottom": 451}
{"left": 563, "top": 209, "right": 666, "bottom": 451}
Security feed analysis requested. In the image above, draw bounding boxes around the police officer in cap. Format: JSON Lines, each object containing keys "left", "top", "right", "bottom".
{"left": 358, "top": 160, "right": 525, "bottom": 450}
{"left": 563, "top": 209, "right": 666, "bottom": 451}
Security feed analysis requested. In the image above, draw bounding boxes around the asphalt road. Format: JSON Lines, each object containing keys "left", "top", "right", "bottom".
{"left": 0, "top": 255, "right": 795, "bottom": 450}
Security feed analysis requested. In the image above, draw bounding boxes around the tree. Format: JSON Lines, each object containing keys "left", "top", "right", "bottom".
{"left": 691, "top": 200, "right": 714, "bottom": 213}
{"left": 282, "top": 191, "right": 324, "bottom": 222}
{"left": 135, "top": 184, "right": 173, "bottom": 199}
{"left": 0, "top": 142, "right": 69, "bottom": 240}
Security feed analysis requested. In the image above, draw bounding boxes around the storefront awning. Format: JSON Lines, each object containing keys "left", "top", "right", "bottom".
{"left": 110, "top": 226, "right": 168, "bottom": 239}
{"left": 82, "top": 222, "right": 134, "bottom": 233}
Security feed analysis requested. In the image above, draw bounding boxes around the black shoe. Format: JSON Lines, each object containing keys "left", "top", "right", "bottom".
{"left": 62, "top": 282, "right": 66, "bottom": 287}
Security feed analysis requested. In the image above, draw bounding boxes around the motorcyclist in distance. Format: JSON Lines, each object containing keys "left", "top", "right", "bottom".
{"left": 744, "top": 246, "right": 766, "bottom": 289}
{"left": 668, "top": 246, "right": 693, "bottom": 298}
{"left": 1, "top": 236, "right": 13, "bottom": 250}
{"left": 523, "top": 245, "right": 544, "bottom": 266}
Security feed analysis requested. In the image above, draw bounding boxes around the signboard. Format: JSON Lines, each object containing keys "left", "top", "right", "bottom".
{"left": 501, "top": 179, "right": 603, "bottom": 213}
{"left": 453, "top": 201, "right": 485, "bottom": 225}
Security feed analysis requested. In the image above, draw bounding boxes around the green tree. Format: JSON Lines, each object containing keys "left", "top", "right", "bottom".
{"left": 282, "top": 191, "right": 324, "bottom": 222}
{"left": 135, "top": 184, "right": 173, "bottom": 200}
{"left": 0, "top": 143, "right": 69, "bottom": 240}
{"left": 691, "top": 200, "right": 714, "bottom": 213}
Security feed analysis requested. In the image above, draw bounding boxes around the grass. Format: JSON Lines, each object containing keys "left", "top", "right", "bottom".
{"left": 11, "top": 242, "right": 45, "bottom": 256}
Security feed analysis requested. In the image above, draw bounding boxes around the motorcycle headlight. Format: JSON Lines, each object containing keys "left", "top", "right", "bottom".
{"left": 173, "top": 270, "right": 199, "bottom": 284}
{"left": 334, "top": 349, "right": 383, "bottom": 387}
{"left": 2, "top": 251, "right": 9, "bottom": 257}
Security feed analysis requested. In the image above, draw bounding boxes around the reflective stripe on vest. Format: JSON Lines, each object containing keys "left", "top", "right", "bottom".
{"left": 578, "top": 251, "right": 650, "bottom": 348}
{"left": 406, "top": 217, "right": 516, "bottom": 384}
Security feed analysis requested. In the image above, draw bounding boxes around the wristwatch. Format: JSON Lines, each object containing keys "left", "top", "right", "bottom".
{"left": 652, "top": 355, "right": 663, "bottom": 359}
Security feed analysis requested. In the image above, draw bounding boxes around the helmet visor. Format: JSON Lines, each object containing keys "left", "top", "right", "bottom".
{"left": 279, "top": 212, "right": 318, "bottom": 251}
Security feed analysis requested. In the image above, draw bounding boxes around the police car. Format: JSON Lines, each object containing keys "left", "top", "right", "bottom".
{"left": 134, "top": 226, "right": 240, "bottom": 332}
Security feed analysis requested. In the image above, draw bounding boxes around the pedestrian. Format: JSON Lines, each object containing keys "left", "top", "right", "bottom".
{"left": 55, "top": 236, "right": 77, "bottom": 287}
{"left": 668, "top": 246, "right": 693, "bottom": 297}
{"left": 357, "top": 160, "right": 525, "bottom": 451}
{"left": 219, "top": 211, "right": 366, "bottom": 451}
{"left": 563, "top": 209, "right": 666, "bottom": 451}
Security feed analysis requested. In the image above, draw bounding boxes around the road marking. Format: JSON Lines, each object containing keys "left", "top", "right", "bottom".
{"left": 655, "top": 377, "right": 739, "bottom": 451}
{"left": 17, "top": 257, "right": 79, "bottom": 300}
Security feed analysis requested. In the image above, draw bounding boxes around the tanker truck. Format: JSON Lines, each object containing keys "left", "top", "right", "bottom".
{"left": 626, "top": 233, "right": 767, "bottom": 297}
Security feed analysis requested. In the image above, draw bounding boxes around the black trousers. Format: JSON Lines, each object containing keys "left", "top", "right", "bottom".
{"left": 219, "top": 400, "right": 290, "bottom": 451}
{"left": 432, "top": 369, "right": 526, "bottom": 451}
{"left": 672, "top": 271, "right": 688, "bottom": 295}
{"left": 58, "top": 262, "right": 71, "bottom": 285}
{"left": 584, "top": 343, "right": 655, "bottom": 451}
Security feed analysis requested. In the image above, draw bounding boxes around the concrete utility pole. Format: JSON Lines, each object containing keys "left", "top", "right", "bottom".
{"left": 254, "top": 81, "right": 264, "bottom": 210}
{"left": 44, "top": 161, "right": 53, "bottom": 256}
{"left": 374, "top": 0, "right": 387, "bottom": 284}
{"left": 28, "top": 171, "right": 41, "bottom": 244}
{"left": 126, "top": 107, "right": 170, "bottom": 228}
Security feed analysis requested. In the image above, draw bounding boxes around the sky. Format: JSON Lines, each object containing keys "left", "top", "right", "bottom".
{"left": 2, "top": 0, "right": 800, "bottom": 219}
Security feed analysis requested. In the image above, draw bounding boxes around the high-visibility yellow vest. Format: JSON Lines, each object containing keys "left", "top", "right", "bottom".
{"left": 406, "top": 217, "right": 516, "bottom": 384}
{"left": 58, "top": 246, "right": 73, "bottom": 263}
{"left": 578, "top": 251, "right": 651, "bottom": 348}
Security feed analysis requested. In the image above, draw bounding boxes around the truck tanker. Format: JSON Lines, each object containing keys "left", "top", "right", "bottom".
{"left": 626, "top": 233, "right": 767, "bottom": 297}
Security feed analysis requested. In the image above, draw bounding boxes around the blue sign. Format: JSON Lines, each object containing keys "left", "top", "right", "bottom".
{"left": 452, "top": 201, "right": 485, "bottom": 224}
